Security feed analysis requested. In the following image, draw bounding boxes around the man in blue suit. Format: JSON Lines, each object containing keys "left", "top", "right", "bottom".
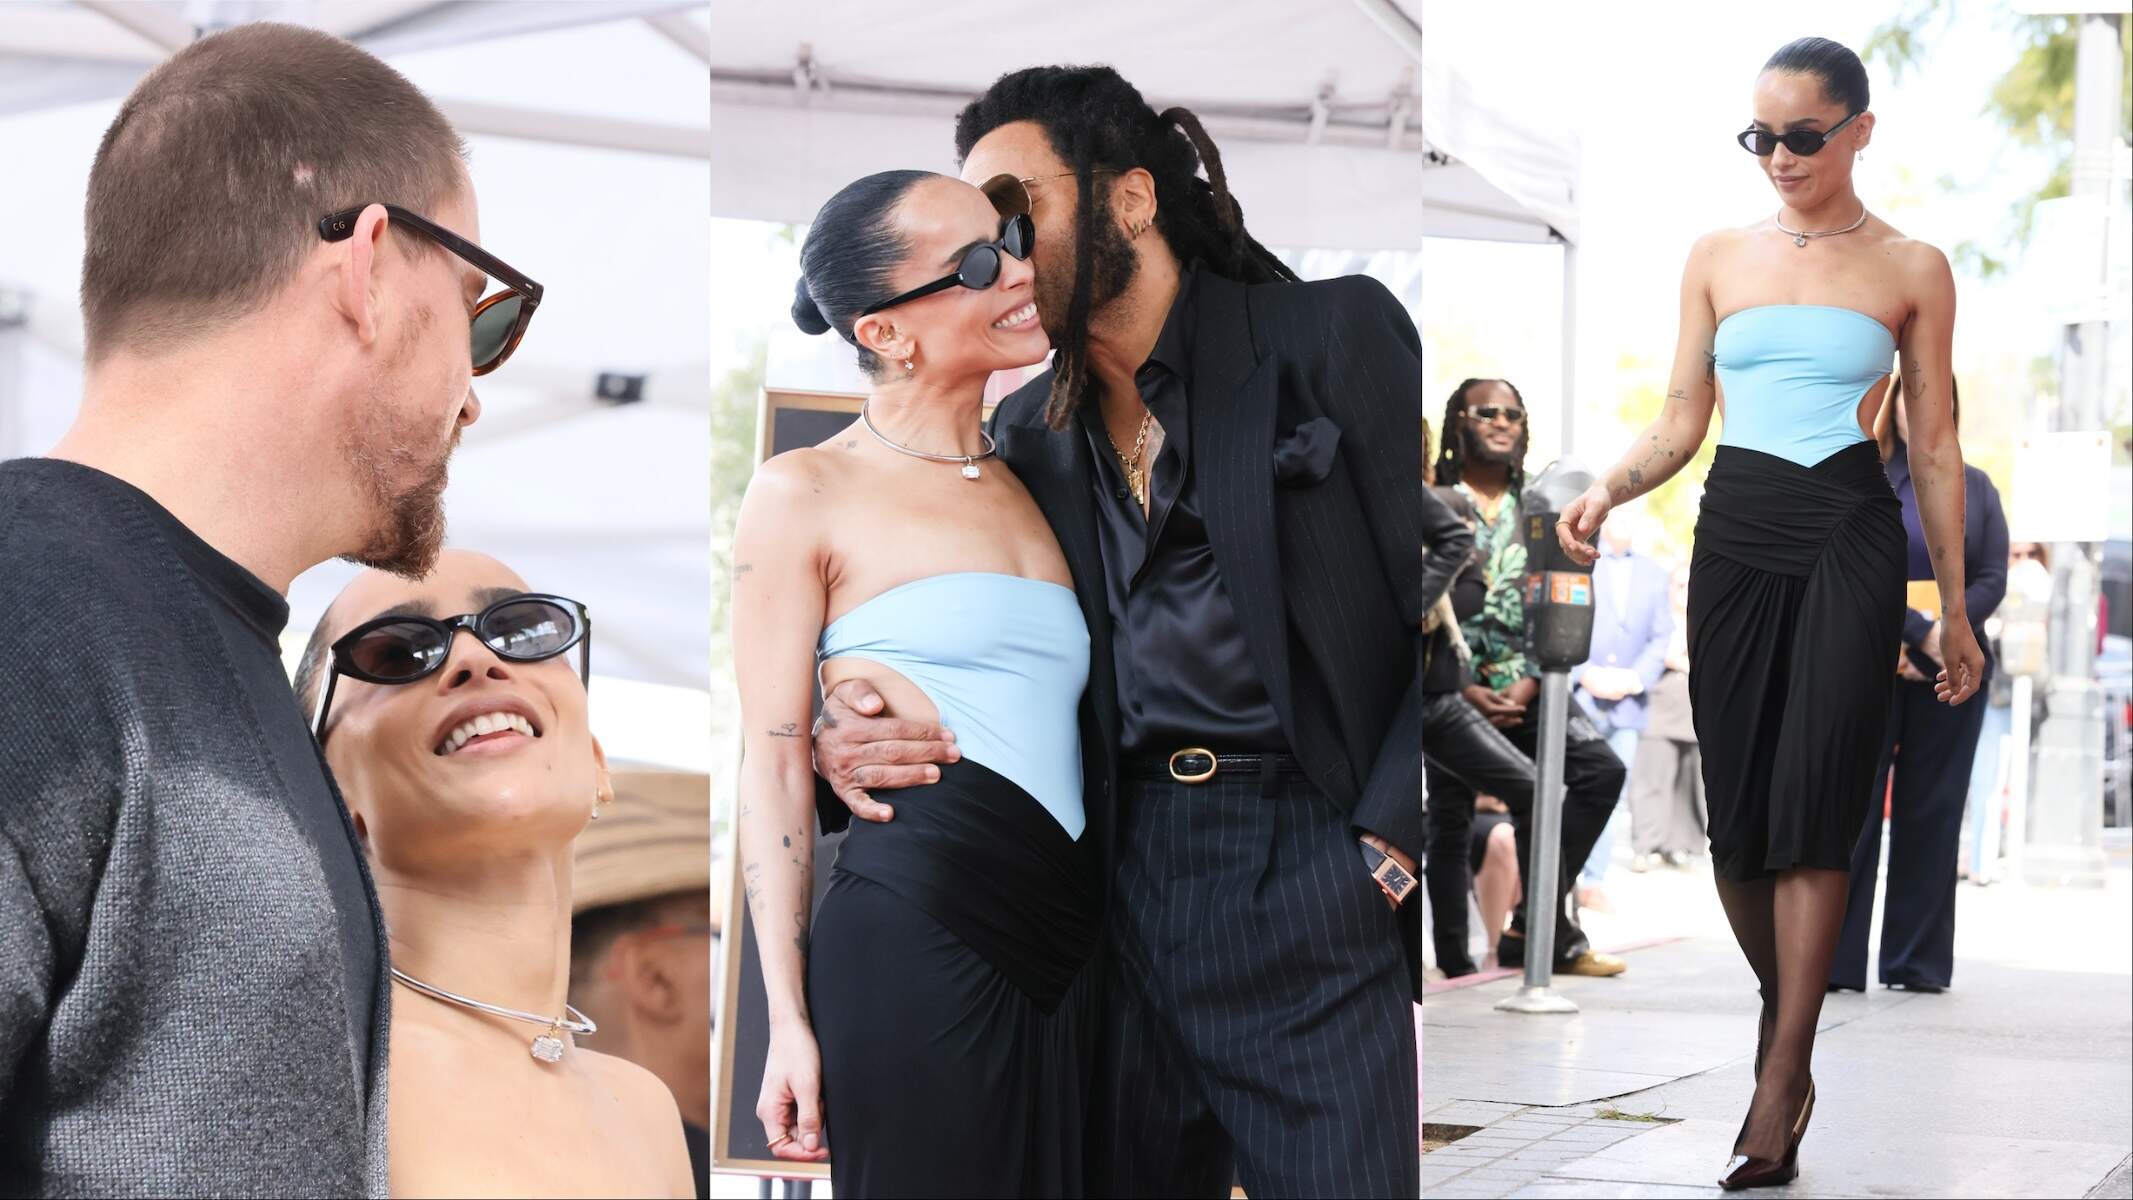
{"left": 1573, "top": 520, "right": 1676, "bottom": 883}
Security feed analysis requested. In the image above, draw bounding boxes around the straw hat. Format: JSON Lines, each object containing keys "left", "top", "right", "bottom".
{"left": 572, "top": 767, "right": 711, "bottom": 915}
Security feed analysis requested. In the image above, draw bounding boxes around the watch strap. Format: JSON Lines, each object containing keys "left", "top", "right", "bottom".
{"left": 1357, "top": 840, "right": 1418, "bottom": 903}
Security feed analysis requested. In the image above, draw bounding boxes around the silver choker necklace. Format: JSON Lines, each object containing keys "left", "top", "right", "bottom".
{"left": 1774, "top": 205, "right": 1868, "bottom": 248}
{"left": 861, "top": 399, "right": 997, "bottom": 480}
{"left": 391, "top": 967, "right": 596, "bottom": 1064}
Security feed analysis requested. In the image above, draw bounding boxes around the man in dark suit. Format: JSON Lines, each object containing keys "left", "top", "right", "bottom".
{"left": 811, "top": 65, "right": 1468, "bottom": 1198}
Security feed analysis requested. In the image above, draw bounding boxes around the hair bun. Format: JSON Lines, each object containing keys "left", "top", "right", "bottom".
{"left": 790, "top": 276, "right": 831, "bottom": 336}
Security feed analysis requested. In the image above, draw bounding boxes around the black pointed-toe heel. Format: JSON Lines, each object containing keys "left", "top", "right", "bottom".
{"left": 1718, "top": 1078, "right": 1814, "bottom": 1191}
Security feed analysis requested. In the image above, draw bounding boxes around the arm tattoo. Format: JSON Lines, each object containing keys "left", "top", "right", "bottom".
{"left": 1621, "top": 432, "right": 1673, "bottom": 499}
{"left": 1668, "top": 388, "right": 1689, "bottom": 403}
{"left": 733, "top": 563, "right": 754, "bottom": 576}
{"left": 742, "top": 861, "right": 763, "bottom": 914}
{"left": 767, "top": 722, "right": 804, "bottom": 738}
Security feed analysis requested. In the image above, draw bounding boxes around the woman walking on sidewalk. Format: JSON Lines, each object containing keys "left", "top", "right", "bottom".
{"left": 1555, "top": 36, "right": 1984, "bottom": 1192}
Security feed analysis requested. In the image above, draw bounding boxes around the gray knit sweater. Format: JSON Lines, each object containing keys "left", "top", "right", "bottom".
{"left": 0, "top": 459, "right": 390, "bottom": 1197}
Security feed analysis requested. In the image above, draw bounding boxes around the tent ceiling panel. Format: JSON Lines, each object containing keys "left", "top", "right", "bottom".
{"left": 707, "top": 2, "right": 1420, "bottom": 113}
{"left": 1419, "top": 27, "right": 1580, "bottom": 243}
{"left": 711, "top": 99, "right": 1425, "bottom": 252}
{"left": 707, "top": 0, "right": 1430, "bottom": 249}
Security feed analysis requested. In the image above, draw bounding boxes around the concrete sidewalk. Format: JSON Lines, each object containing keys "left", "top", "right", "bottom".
{"left": 1423, "top": 850, "right": 2133, "bottom": 1198}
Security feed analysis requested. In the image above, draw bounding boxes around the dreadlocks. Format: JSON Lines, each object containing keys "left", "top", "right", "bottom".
{"left": 954, "top": 65, "right": 1302, "bottom": 429}
{"left": 1434, "top": 377, "right": 1530, "bottom": 494}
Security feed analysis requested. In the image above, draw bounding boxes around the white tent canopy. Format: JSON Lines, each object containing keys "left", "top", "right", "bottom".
{"left": 0, "top": 1, "right": 714, "bottom": 769}
{"left": 1418, "top": 23, "right": 1582, "bottom": 429}
{"left": 1420, "top": 54, "right": 1579, "bottom": 244}
{"left": 709, "top": 0, "right": 1429, "bottom": 252}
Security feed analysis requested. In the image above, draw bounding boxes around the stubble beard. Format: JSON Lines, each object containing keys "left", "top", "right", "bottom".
{"left": 342, "top": 305, "right": 457, "bottom": 579}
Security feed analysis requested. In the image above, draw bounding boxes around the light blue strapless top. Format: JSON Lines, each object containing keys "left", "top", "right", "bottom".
{"left": 819, "top": 572, "right": 1089, "bottom": 840}
{"left": 1714, "top": 305, "right": 1896, "bottom": 467}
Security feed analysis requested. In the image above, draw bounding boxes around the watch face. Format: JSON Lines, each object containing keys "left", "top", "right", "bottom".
{"left": 1379, "top": 860, "right": 1416, "bottom": 895}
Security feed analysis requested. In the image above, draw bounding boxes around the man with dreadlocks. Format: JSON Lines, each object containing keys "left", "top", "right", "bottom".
{"left": 1431, "top": 378, "right": 1629, "bottom": 979}
{"left": 810, "top": 65, "right": 1464, "bottom": 1198}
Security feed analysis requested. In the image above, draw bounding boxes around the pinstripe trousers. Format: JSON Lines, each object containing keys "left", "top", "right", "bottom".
{"left": 1089, "top": 766, "right": 1421, "bottom": 1198}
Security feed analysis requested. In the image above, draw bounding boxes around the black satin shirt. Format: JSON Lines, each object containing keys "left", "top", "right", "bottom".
{"left": 1078, "top": 264, "right": 1289, "bottom": 755}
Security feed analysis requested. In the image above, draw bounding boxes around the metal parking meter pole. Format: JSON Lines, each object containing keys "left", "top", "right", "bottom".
{"left": 1497, "top": 459, "right": 1598, "bottom": 1017}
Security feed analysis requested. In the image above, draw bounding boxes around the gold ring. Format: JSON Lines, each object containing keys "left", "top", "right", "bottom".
{"left": 767, "top": 1133, "right": 795, "bottom": 1151}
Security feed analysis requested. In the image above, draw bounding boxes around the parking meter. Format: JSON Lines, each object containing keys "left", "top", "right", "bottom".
{"left": 1496, "top": 459, "right": 1600, "bottom": 1015}
{"left": 1521, "top": 460, "right": 1601, "bottom": 669}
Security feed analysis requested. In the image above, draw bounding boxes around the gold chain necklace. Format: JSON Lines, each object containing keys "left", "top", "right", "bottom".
{"left": 1106, "top": 409, "right": 1154, "bottom": 507}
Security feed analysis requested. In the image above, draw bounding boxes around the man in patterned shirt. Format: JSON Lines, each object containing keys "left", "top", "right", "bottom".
{"left": 1429, "top": 378, "right": 1627, "bottom": 976}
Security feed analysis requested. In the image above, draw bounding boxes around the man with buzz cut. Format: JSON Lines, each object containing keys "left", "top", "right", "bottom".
{"left": 0, "top": 22, "right": 541, "bottom": 1196}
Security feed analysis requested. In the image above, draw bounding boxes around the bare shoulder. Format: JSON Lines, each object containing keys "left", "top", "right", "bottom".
{"left": 739, "top": 444, "right": 848, "bottom": 528}
{"left": 1896, "top": 235, "right": 1954, "bottom": 289}
{"left": 1693, "top": 223, "right": 1759, "bottom": 261}
{"left": 582, "top": 1048, "right": 686, "bottom": 1121}
{"left": 1682, "top": 225, "right": 1753, "bottom": 286}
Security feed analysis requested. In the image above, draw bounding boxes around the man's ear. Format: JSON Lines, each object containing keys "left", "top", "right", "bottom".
{"left": 1112, "top": 166, "right": 1158, "bottom": 234}
{"left": 331, "top": 202, "right": 390, "bottom": 350}
{"left": 621, "top": 936, "right": 682, "bottom": 1024}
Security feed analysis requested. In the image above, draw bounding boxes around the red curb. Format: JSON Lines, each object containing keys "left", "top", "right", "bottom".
{"left": 1421, "top": 935, "right": 1690, "bottom": 996}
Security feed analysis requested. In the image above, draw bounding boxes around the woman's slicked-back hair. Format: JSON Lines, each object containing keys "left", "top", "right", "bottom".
{"left": 953, "top": 64, "right": 1301, "bottom": 428}
{"left": 1763, "top": 37, "right": 1870, "bottom": 114}
{"left": 791, "top": 169, "right": 936, "bottom": 376}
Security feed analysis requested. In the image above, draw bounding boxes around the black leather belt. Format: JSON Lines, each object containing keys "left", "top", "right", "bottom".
{"left": 1121, "top": 748, "right": 1304, "bottom": 785}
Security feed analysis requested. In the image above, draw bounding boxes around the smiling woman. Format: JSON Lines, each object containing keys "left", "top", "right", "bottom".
{"left": 299, "top": 548, "right": 696, "bottom": 1199}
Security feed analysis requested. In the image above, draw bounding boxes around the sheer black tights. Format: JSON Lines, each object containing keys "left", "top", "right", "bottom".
{"left": 1713, "top": 868, "right": 1847, "bottom": 1161}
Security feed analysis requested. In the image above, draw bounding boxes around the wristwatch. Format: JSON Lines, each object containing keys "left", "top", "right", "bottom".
{"left": 1358, "top": 840, "right": 1417, "bottom": 905}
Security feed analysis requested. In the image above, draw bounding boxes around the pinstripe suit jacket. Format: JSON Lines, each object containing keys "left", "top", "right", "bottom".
{"left": 994, "top": 270, "right": 1467, "bottom": 999}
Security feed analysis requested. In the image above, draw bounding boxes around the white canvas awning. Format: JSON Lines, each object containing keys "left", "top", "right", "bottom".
{"left": 708, "top": 0, "right": 1429, "bottom": 252}
{"left": 1418, "top": 22, "right": 1582, "bottom": 427}
{"left": 1419, "top": 47, "right": 1579, "bottom": 244}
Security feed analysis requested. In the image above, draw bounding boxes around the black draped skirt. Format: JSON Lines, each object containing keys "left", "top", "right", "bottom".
{"left": 1688, "top": 442, "right": 1906, "bottom": 882}
{"left": 807, "top": 757, "right": 1100, "bottom": 1198}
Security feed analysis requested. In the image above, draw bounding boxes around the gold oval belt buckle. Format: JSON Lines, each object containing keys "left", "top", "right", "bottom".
{"left": 1168, "top": 748, "right": 1218, "bottom": 784}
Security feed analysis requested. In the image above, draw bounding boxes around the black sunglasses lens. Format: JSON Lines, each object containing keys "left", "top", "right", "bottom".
{"left": 479, "top": 598, "right": 578, "bottom": 662}
{"left": 348, "top": 621, "right": 450, "bottom": 681}
{"left": 470, "top": 293, "right": 524, "bottom": 369}
{"left": 1784, "top": 131, "right": 1828, "bottom": 156}
{"left": 959, "top": 245, "right": 1005, "bottom": 292}
{"left": 1739, "top": 130, "right": 1776, "bottom": 156}
{"left": 1003, "top": 213, "right": 1034, "bottom": 260}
